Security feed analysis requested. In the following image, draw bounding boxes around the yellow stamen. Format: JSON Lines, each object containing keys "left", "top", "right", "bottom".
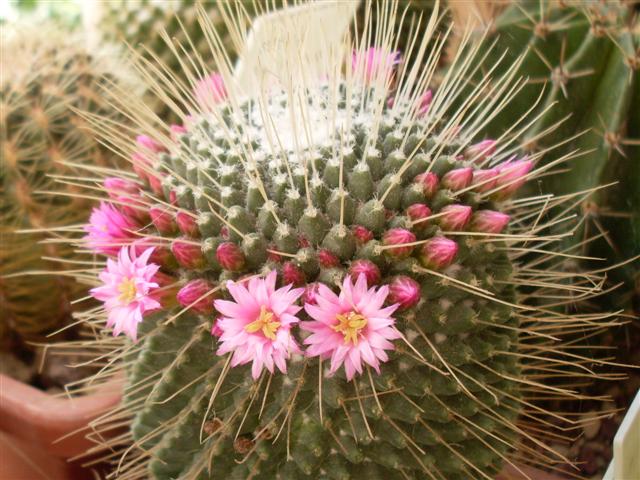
{"left": 332, "top": 311, "right": 368, "bottom": 345}
{"left": 245, "top": 306, "right": 281, "bottom": 340}
{"left": 118, "top": 277, "right": 137, "bottom": 304}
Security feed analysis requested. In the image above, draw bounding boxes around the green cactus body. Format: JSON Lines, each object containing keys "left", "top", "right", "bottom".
{"left": 470, "top": 0, "right": 640, "bottom": 306}
{"left": 0, "top": 27, "right": 131, "bottom": 345}
{"left": 77, "top": 3, "right": 619, "bottom": 478}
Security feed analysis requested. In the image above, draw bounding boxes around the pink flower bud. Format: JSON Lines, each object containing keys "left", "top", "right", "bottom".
{"left": 406, "top": 203, "right": 432, "bottom": 227}
{"left": 419, "top": 237, "right": 458, "bottom": 270}
{"left": 176, "top": 211, "right": 199, "bottom": 237}
{"left": 495, "top": 158, "right": 534, "bottom": 198}
{"left": 352, "top": 47, "right": 401, "bottom": 83}
{"left": 133, "top": 240, "right": 172, "bottom": 266}
{"left": 211, "top": 317, "right": 223, "bottom": 337}
{"left": 298, "top": 236, "right": 310, "bottom": 248}
{"left": 216, "top": 242, "right": 245, "bottom": 271}
{"left": 147, "top": 172, "right": 165, "bottom": 197}
{"left": 442, "top": 167, "right": 473, "bottom": 190}
{"left": 148, "top": 271, "right": 178, "bottom": 304}
{"left": 318, "top": 249, "right": 340, "bottom": 268}
{"left": 172, "top": 239, "right": 205, "bottom": 269}
{"left": 414, "top": 172, "right": 439, "bottom": 199}
{"left": 418, "top": 89, "right": 433, "bottom": 116}
{"left": 267, "top": 244, "right": 283, "bottom": 263}
{"left": 349, "top": 259, "right": 381, "bottom": 285}
{"left": 119, "top": 195, "right": 148, "bottom": 223}
{"left": 104, "top": 177, "right": 139, "bottom": 199}
{"left": 352, "top": 225, "right": 374, "bottom": 246}
{"left": 282, "top": 262, "right": 306, "bottom": 286}
{"left": 136, "top": 135, "right": 166, "bottom": 153}
{"left": 194, "top": 73, "right": 227, "bottom": 109}
{"left": 382, "top": 228, "right": 416, "bottom": 259}
{"left": 388, "top": 275, "right": 421, "bottom": 310}
{"left": 170, "top": 124, "right": 187, "bottom": 137}
{"left": 472, "top": 168, "right": 498, "bottom": 193}
{"left": 177, "top": 279, "right": 216, "bottom": 314}
{"left": 303, "top": 283, "right": 321, "bottom": 305}
{"left": 131, "top": 152, "right": 151, "bottom": 182}
{"left": 150, "top": 205, "right": 177, "bottom": 234}
{"left": 470, "top": 210, "right": 510, "bottom": 233}
{"left": 438, "top": 204, "right": 472, "bottom": 231}
{"left": 465, "top": 139, "right": 496, "bottom": 162}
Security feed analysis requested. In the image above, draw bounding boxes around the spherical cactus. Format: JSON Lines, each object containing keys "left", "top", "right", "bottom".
{"left": 75, "top": 3, "right": 621, "bottom": 478}
{"left": 0, "top": 25, "right": 134, "bottom": 347}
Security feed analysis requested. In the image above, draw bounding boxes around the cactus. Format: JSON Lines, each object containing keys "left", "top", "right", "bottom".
{"left": 463, "top": 0, "right": 639, "bottom": 309}
{"left": 0, "top": 26, "right": 132, "bottom": 346}
{"left": 73, "top": 3, "right": 623, "bottom": 478}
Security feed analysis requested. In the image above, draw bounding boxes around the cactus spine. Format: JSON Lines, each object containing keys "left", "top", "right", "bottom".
{"left": 74, "top": 2, "right": 622, "bottom": 478}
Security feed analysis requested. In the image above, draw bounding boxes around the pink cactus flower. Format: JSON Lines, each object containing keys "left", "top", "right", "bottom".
{"left": 419, "top": 236, "right": 458, "bottom": 270}
{"left": 382, "top": 228, "right": 417, "bottom": 259}
{"left": 194, "top": 73, "right": 227, "bottom": 109}
{"left": 150, "top": 205, "right": 177, "bottom": 234}
{"left": 104, "top": 177, "right": 139, "bottom": 199}
{"left": 211, "top": 317, "right": 223, "bottom": 338}
{"left": 438, "top": 204, "right": 472, "bottom": 231}
{"left": 470, "top": 210, "right": 510, "bottom": 233}
{"left": 352, "top": 47, "right": 401, "bottom": 83}
{"left": 216, "top": 242, "right": 246, "bottom": 271}
{"left": 176, "top": 211, "right": 199, "bottom": 237}
{"left": 418, "top": 89, "right": 433, "bottom": 116}
{"left": 177, "top": 279, "right": 216, "bottom": 314}
{"left": 388, "top": 276, "right": 421, "bottom": 310}
{"left": 170, "top": 124, "right": 187, "bottom": 138}
{"left": 494, "top": 158, "right": 534, "bottom": 198}
{"left": 84, "top": 202, "right": 138, "bottom": 255}
{"left": 465, "top": 139, "right": 496, "bottom": 162}
{"left": 349, "top": 259, "right": 381, "bottom": 285}
{"left": 472, "top": 168, "right": 498, "bottom": 193}
{"left": 214, "top": 271, "right": 304, "bottom": 379}
{"left": 442, "top": 167, "right": 473, "bottom": 190}
{"left": 282, "top": 262, "right": 306, "bottom": 286}
{"left": 90, "top": 246, "right": 161, "bottom": 341}
{"left": 172, "top": 239, "right": 205, "bottom": 269}
{"left": 352, "top": 225, "right": 374, "bottom": 246}
{"left": 302, "top": 274, "right": 401, "bottom": 380}
{"left": 136, "top": 135, "right": 166, "bottom": 153}
{"left": 406, "top": 203, "right": 432, "bottom": 227}
{"left": 303, "top": 283, "right": 321, "bottom": 305}
{"left": 414, "top": 171, "right": 439, "bottom": 199}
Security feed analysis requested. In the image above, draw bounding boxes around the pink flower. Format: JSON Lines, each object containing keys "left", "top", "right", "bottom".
{"left": 465, "top": 139, "right": 496, "bottom": 162}
{"left": 177, "top": 279, "right": 216, "bottom": 314}
{"left": 84, "top": 202, "right": 138, "bottom": 255}
{"left": 388, "top": 276, "right": 421, "bottom": 310}
{"left": 349, "top": 259, "right": 381, "bottom": 285}
{"left": 90, "top": 246, "right": 161, "bottom": 341}
{"left": 414, "top": 172, "right": 439, "bottom": 198}
{"left": 470, "top": 210, "right": 510, "bottom": 233}
{"left": 214, "top": 271, "right": 304, "bottom": 379}
{"left": 302, "top": 274, "right": 401, "bottom": 380}
{"left": 418, "top": 89, "right": 433, "bottom": 116}
{"left": 442, "top": 167, "right": 473, "bottom": 190}
{"left": 211, "top": 318, "right": 223, "bottom": 338}
{"left": 382, "top": 228, "right": 416, "bottom": 259}
{"left": 419, "top": 237, "right": 458, "bottom": 270}
{"left": 352, "top": 47, "right": 401, "bottom": 83}
{"left": 216, "top": 242, "right": 246, "bottom": 271}
{"left": 136, "top": 135, "right": 166, "bottom": 153}
{"left": 494, "top": 158, "right": 534, "bottom": 199}
{"left": 303, "top": 283, "right": 321, "bottom": 305}
{"left": 194, "top": 73, "right": 227, "bottom": 109}
{"left": 438, "top": 204, "right": 472, "bottom": 231}
{"left": 170, "top": 124, "right": 187, "bottom": 138}
{"left": 472, "top": 168, "right": 498, "bottom": 193}
{"left": 104, "top": 177, "right": 139, "bottom": 199}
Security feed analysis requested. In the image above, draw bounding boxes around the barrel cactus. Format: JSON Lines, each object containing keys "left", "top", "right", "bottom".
{"left": 465, "top": 0, "right": 639, "bottom": 309}
{"left": 0, "top": 25, "right": 132, "bottom": 346}
{"left": 75, "top": 2, "right": 620, "bottom": 478}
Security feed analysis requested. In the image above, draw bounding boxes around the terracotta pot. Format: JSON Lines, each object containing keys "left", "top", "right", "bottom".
{"left": 0, "top": 373, "right": 121, "bottom": 459}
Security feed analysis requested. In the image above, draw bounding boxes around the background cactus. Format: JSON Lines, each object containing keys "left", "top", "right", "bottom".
{"left": 71, "top": 3, "right": 623, "bottom": 479}
{"left": 0, "top": 25, "right": 132, "bottom": 348}
{"left": 463, "top": 0, "right": 639, "bottom": 310}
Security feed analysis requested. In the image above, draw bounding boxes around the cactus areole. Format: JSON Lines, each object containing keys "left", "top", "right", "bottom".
{"left": 79, "top": 2, "right": 614, "bottom": 479}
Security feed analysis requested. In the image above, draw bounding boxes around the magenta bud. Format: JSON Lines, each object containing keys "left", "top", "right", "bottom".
{"left": 352, "top": 225, "right": 374, "bottom": 246}
{"left": 389, "top": 275, "right": 421, "bottom": 310}
{"left": 172, "top": 238, "right": 205, "bottom": 269}
{"left": 177, "top": 279, "right": 215, "bottom": 314}
{"left": 442, "top": 167, "right": 473, "bottom": 190}
{"left": 148, "top": 172, "right": 165, "bottom": 197}
{"left": 150, "top": 205, "right": 177, "bottom": 234}
{"left": 470, "top": 210, "right": 510, "bottom": 233}
{"left": 382, "top": 228, "right": 417, "bottom": 259}
{"left": 406, "top": 203, "right": 432, "bottom": 227}
{"left": 216, "top": 242, "right": 245, "bottom": 271}
{"left": 136, "top": 134, "right": 166, "bottom": 153}
{"left": 318, "top": 249, "right": 340, "bottom": 268}
{"left": 104, "top": 177, "right": 139, "bottom": 199}
{"left": 465, "top": 139, "right": 496, "bottom": 162}
{"left": 119, "top": 195, "right": 148, "bottom": 223}
{"left": 418, "top": 89, "right": 433, "bottom": 116}
{"left": 494, "top": 158, "right": 534, "bottom": 198}
{"left": 131, "top": 152, "right": 151, "bottom": 182}
{"left": 211, "top": 318, "right": 223, "bottom": 337}
{"left": 472, "top": 168, "right": 498, "bottom": 193}
{"left": 133, "top": 240, "right": 172, "bottom": 266}
{"left": 419, "top": 237, "right": 458, "bottom": 270}
{"left": 414, "top": 172, "right": 439, "bottom": 199}
{"left": 303, "top": 283, "right": 321, "bottom": 305}
{"left": 176, "top": 211, "right": 199, "bottom": 237}
{"left": 438, "top": 204, "right": 472, "bottom": 231}
{"left": 282, "top": 262, "right": 306, "bottom": 286}
{"left": 349, "top": 259, "right": 381, "bottom": 285}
